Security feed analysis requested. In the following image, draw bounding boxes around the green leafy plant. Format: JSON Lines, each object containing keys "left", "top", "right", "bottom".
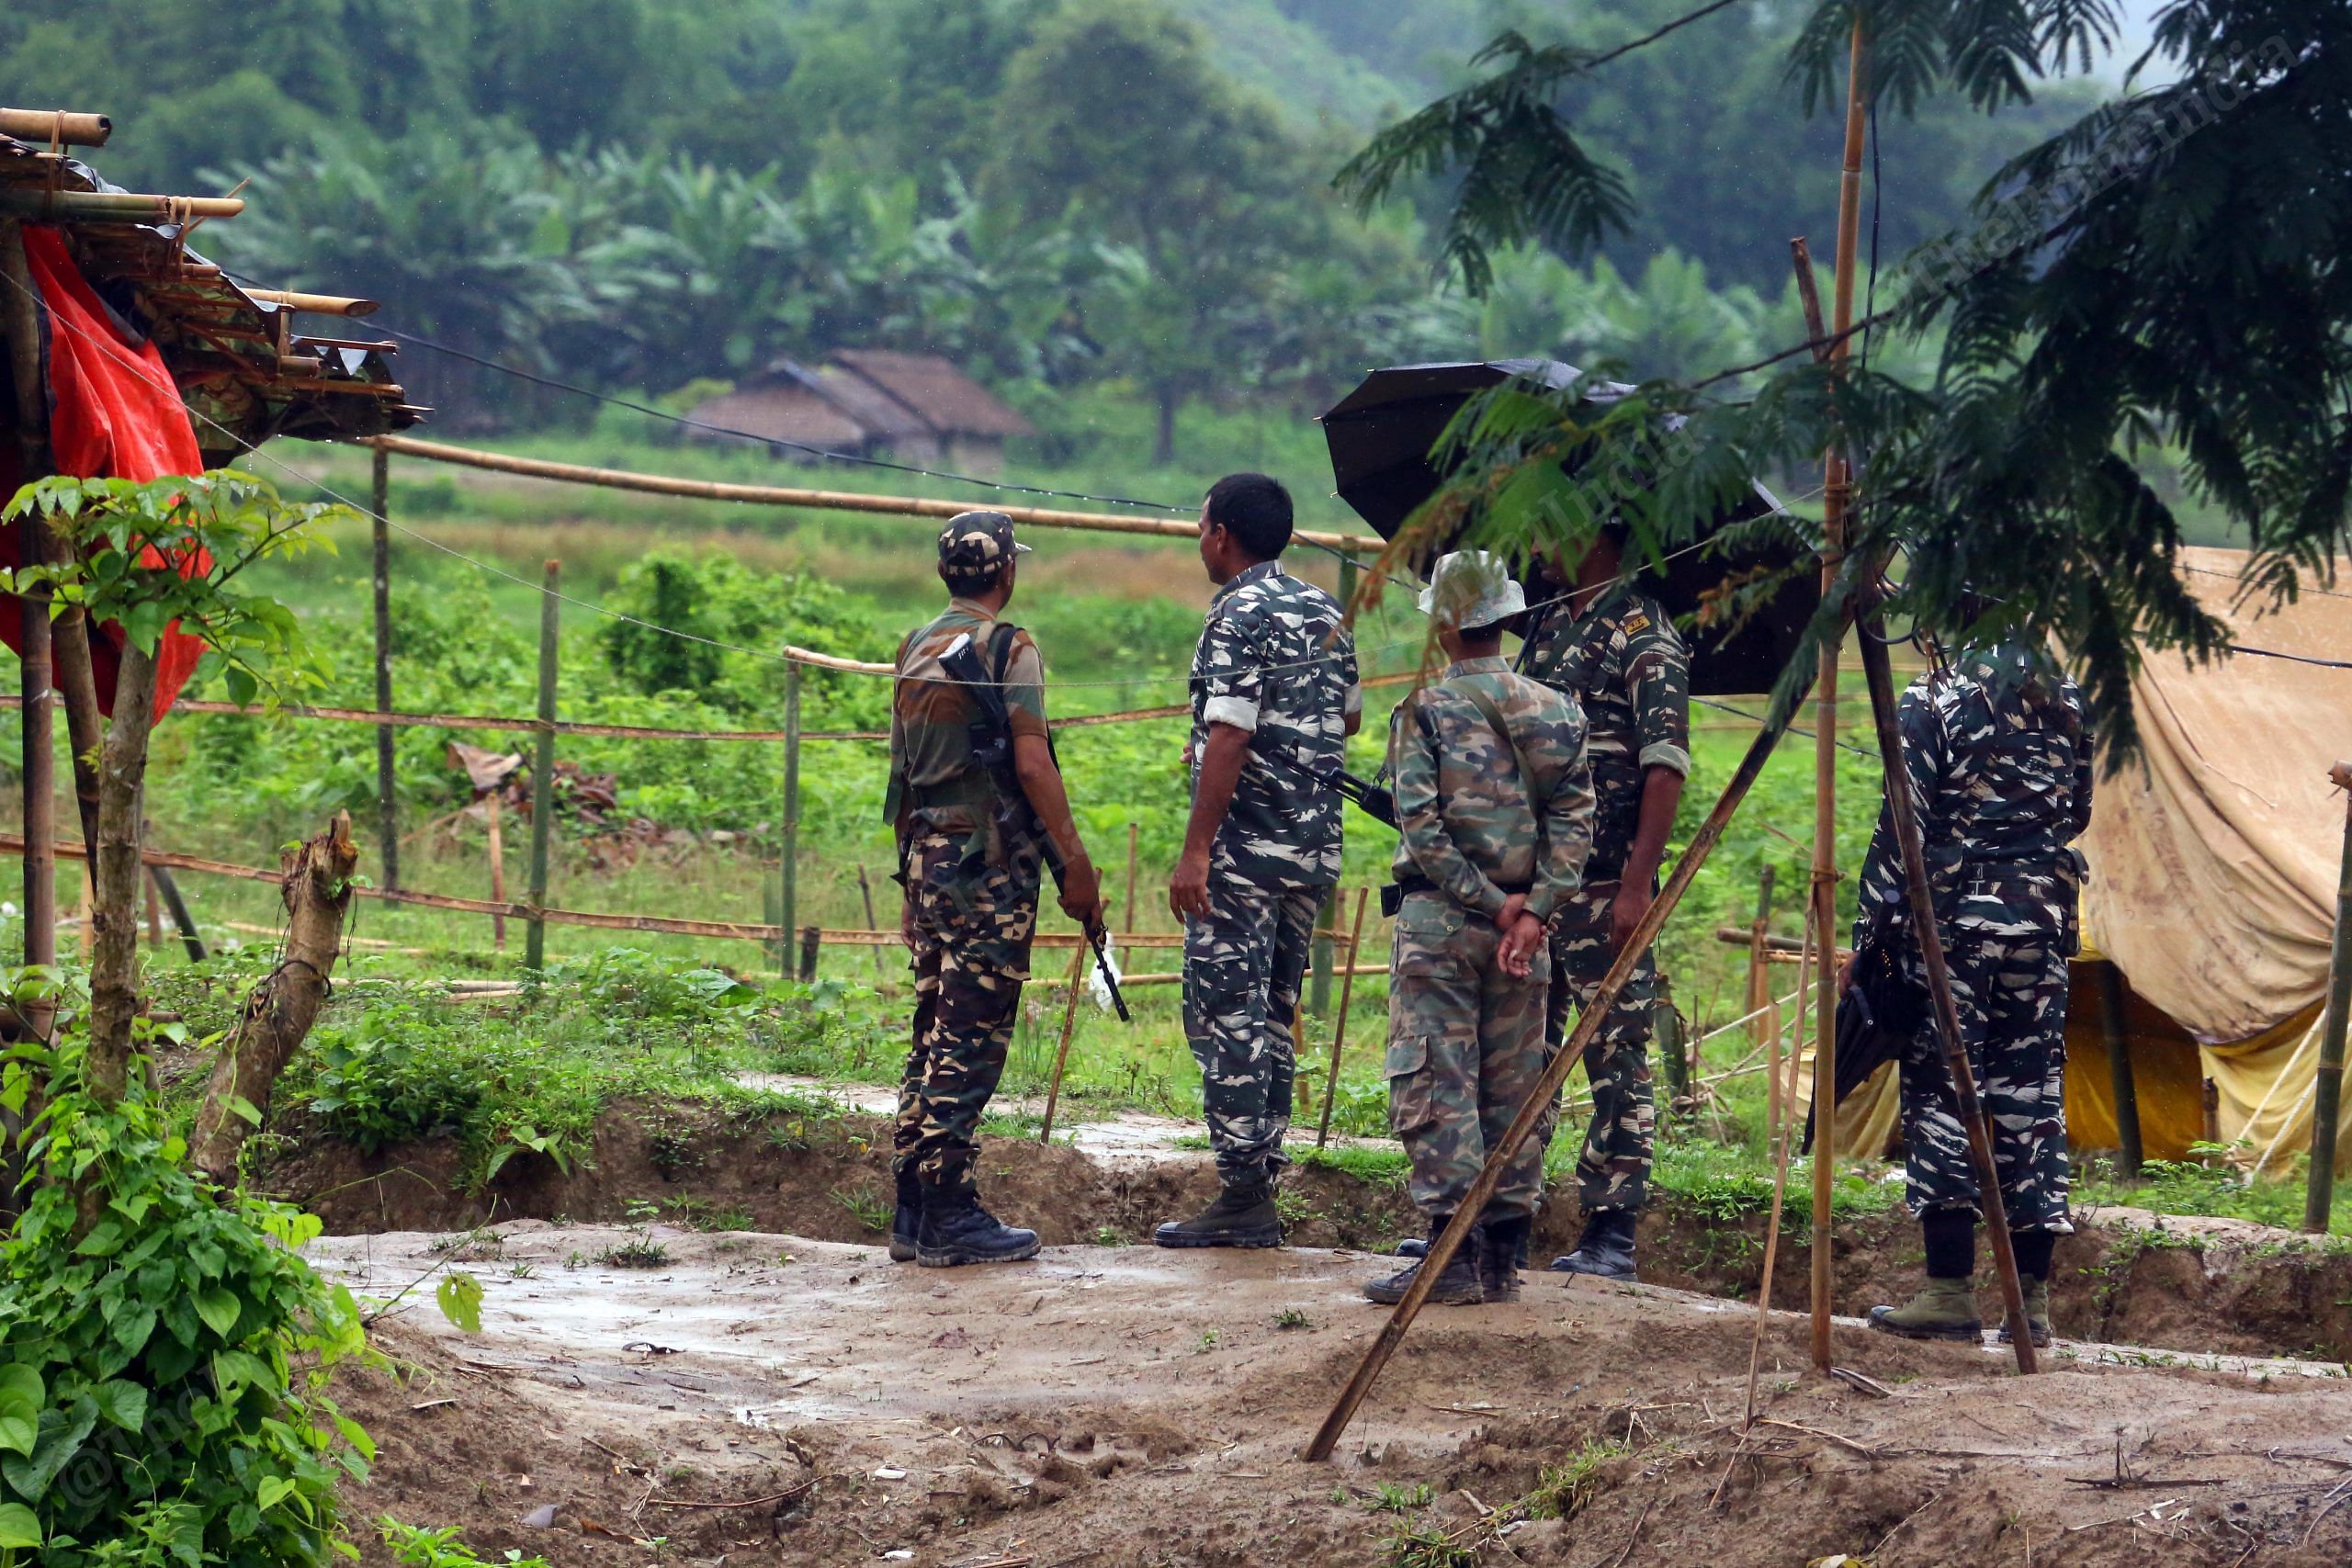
{"left": 380, "top": 1516, "right": 550, "bottom": 1567}
{"left": 0, "top": 1028, "right": 376, "bottom": 1564}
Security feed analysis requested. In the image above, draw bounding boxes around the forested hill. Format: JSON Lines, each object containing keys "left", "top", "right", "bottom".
{"left": 0, "top": 1, "right": 2107, "bottom": 441}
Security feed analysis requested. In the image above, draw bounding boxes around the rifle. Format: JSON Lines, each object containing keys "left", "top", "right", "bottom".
{"left": 940, "top": 630, "right": 1130, "bottom": 1022}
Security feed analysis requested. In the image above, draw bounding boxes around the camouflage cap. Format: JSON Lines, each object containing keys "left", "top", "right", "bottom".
{"left": 1417, "top": 549, "right": 1527, "bottom": 630}
{"left": 937, "top": 510, "right": 1033, "bottom": 576}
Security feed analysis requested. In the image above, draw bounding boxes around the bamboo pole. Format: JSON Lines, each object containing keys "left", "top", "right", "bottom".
{"left": 0, "top": 217, "right": 58, "bottom": 1032}
{"left": 1750, "top": 865, "right": 1778, "bottom": 1139}
{"left": 143, "top": 868, "right": 161, "bottom": 948}
{"left": 856, "top": 863, "right": 888, "bottom": 978}
{"left": 371, "top": 447, "right": 400, "bottom": 892}
{"left": 1123, "top": 821, "right": 1139, "bottom": 936}
{"left": 1038, "top": 938, "right": 1091, "bottom": 1143}
{"left": 1853, "top": 600, "right": 2038, "bottom": 1372}
{"left": 482, "top": 793, "right": 508, "bottom": 953}
{"left": 1316, "top": 887, "right": 1373, "bottom": 1149}
{"left": 0, "top": 190, "right": 243, "bottom": 223}
{"left": 0, "top": 109, "right": 112, "bottom": 146}
{"left": 241, "top": 288, "right": 378, "bottom": 318}
{"left": 148, "top": 864, "right": 204, "bottom": 962}
{"left": 2098, "top": 962, "right": 2143, "bottom": 1180}
{"left": 780, "top": 663, "right": 801, "bottom": 961}
{"left": 2303, "top": 761, "right": 2352, "bottom": 1232}
{"left": 524, "top": 561, "right": 559, "bottom": 970}
{"left": 1745, "top": 919, "right": 1815, "bottom": 1426}
{"left": 362, "top": 434, "right": 1383, "bottom": 555}
{"left": 1306, "top": 676, "right": 1814, "bottom": 1461}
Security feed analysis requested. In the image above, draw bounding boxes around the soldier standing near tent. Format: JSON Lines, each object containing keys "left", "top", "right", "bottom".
{"left": 1364, "top": 552, "right": 1594, "bottom": 1306}
{"left": 1856, "top": 638, "right": 2093, "bottom": 1348}
{"left": 1519, "top": 523, "right": 1690, "bottom": 1281}
{"left": 886, "top": 511, "right": 1107, "bottom": 1268}
{"left": 1158, "top": 473, "right": 1360, "bottom": 1248}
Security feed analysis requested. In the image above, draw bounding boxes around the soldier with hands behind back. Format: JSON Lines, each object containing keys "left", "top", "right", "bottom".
{"left": 885, "top": 512, "right": 1107, "bottom": 1268}
{"left": 1366, "top": 553, "right": 1595, "bottom": 1307}
{"left": 1158, "top": 473, "right": 1361, "bottom": 1248}
{"left": 1857, "top": 632, "right": 2093, "bottom": 1348}
{"left": 1518, "top": 522, "right": 1690, "bottom": 1281}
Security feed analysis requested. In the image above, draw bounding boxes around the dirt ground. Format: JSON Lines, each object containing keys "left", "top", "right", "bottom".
{"left": 320, "top": 1211, "right": 2352, "bottom": 1568}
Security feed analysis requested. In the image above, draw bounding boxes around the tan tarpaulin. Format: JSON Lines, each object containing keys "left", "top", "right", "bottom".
{"left": 1801, "top": 548, "right": 2350, "bottom": 1174}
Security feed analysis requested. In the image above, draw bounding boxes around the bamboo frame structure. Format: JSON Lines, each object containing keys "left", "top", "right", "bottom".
{"left": 0, "top": 190, "right": 242, "bottom": 223}
{"left": 241, "top": 288, "right": 379, "bottom": 318}
{"left": 1315, "top": 886, "right": 1373, "bottom": 1149}
{"left": 1037, "top": 940, "right": 1093, "bottom": 1143}
{"left": 524, "top": 562, "right": 559, "bottom": 969}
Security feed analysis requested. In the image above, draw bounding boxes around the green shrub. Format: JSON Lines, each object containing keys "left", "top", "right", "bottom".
{"left": 0, "top": 1040, "right": 374, "bottom": 1564}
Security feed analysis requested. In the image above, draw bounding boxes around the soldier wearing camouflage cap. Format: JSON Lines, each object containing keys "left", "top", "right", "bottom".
{"left": 884, "top": 511, "right": 1107, "bottom": 1267}
{"left": 1363, "top": 552, "right": 1595, "bottom": 1306}
{"left": 1858, "top": 638, "right": 2093, "bottom": 1349}
{"left": 1515, "top": 522, "right": 1691, "bottom": 1281}
{"left": 1156, "top": 473, "right": 1361, "bottom": 1248}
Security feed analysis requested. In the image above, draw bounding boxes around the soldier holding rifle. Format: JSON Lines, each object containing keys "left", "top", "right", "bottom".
{"left": 1365, "top": 552, "right": 1594, "bottom": 1306}
{"left": 884, "top": 511, "right": 1109, "bottom": 1268}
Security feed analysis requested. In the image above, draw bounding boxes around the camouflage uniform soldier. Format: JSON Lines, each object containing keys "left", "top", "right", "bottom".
{"left": 886, "top": 512, "right": 1106, "bottom": 1268}
{"left": 1158, "top": 473, "right": 1360, "bottom": 1248}
{"left": 1518, "top": 525, "right": 1690, "bottom": 1280}
{"left": 1363, "top": 553, "right": 1594, "bottom": 1308}
{"left": 1860, "top": 641, "right": 2093, "bottom": 1348}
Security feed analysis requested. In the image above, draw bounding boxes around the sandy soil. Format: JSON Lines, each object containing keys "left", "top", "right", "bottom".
{"left": 321, "top": 1222, "right": 2352, "bottom": 1568}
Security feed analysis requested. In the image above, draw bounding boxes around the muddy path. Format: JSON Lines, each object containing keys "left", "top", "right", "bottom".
{"left": 265, "top": 1095, "right": 2352, "bottom": 1366}
{"left": 326, "top": 1223, "right": 2352, "bottom": 1567}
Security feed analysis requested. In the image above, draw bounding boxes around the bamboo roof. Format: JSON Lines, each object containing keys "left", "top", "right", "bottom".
{"left": 0, "top": 129, "right": 424, "bottom": 456}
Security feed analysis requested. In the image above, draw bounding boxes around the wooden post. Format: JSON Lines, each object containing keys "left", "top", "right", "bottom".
{"left": 147, "top": 865, "right": 205, "bottom": 962}
{"left": 142, "top": 868, "right": 161, "bottom": 948}
{"left": 2302, "top": 761, "right": 2352, "bottom": 1232}
{"left": 1, "top": 216, "right": 55, "bottom": 989}
{"left": 1306, "top": 673, "right": 1814, "bottom": 1461}
{"left": 856, "top": 863, "right": 888, "bottom": 978}
{"left": 1123, "top": 820, "right": 1139, "bottom": 935}
{"left": 524, "top": 560, "right": 558, "bottom": 970}
{"left": 1656, "top": 972, "right": 1688, "bottom": 1121}
{"left": 2098, "top": 962, "right": 2143, "bottom": 1181}
{"left": 482, "top": 792, "right": 508, "bottom": 953}
{"left": 780, "top": 662, "right": 801, "bottom": 960}
{"left": 74, "top": 860, "right": 91, "bottom": 962}
{"left": 1746, "top": 920, "right": 1816, "bottom": 1425}
{"left": 797, "top": 923, "right": 820, "bottom": 983}
{"left": 1798, "top": 10, "right": 1871, "bottom": 1365}
{"left": 371, "top": 446, "right": 399, "bottom": 892}
{"left": 1038, "top": 937, "right": 1091, "bottom": 1143}
{"left": 1854, "top": 597, "right": 2038, "bottom": 1373}
{"left": 1316, "top": 886, "right": 1372, "bottom": 1148}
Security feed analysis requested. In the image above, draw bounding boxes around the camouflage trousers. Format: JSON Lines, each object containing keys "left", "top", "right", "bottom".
{"left": 1182, "top": 878, "right": 1320, "bottom": 1179}
{"left": 1385, "top": 893, "right": 1550, "bottom": 1222}
{"left": 1542, "top": 876, "right": 1657, "bottom": 1213}
{"left": 1895, "top": 917, "right": 2073, "bottom": 1232}
{"left": 894, "top": 830, "right": 1039, "bottom": 1196}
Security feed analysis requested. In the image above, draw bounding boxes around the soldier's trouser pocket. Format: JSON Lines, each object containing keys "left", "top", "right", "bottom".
{"left": 1386, "top": 1034, "right": 1436, "bottom": 1136}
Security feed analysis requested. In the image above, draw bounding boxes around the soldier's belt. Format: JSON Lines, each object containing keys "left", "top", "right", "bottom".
{"left": 1382, "top": 874, "right": 1532, "bottom": 919}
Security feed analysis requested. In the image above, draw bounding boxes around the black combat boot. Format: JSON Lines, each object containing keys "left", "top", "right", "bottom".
{"left": 1364, "top": 1218, "right": 1484, "bottom": 1306}
{"left": 1547, "top": 1209, "right": 1637, "bottom": 1280}
{"left": 1153, "top": 1176, "right": 1283, "bottom": 1249}
{"left": 1396, "top": 1230, "right": 1527, "bottom": 1269}
{"left": 1476, "top": 1213, "right": 1532, "bottom": 1303}
{"left": 916, "top": 1188, "right": 1041, "bottom": 1268}
{"left": 888, "top": 1167, "right": 922, "bottom": 1263}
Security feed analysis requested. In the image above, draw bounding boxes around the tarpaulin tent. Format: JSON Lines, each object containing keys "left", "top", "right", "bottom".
{"left": 1793, "top": 547, "right": 2351, "bottom": 1176}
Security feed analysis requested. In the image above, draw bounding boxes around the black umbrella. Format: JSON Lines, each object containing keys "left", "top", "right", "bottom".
{"left": 1320, "top": 358, "right": 1818, "bottom": 696}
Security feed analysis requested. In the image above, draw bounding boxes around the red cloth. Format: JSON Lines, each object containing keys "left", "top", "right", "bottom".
{"left": 0, "top": 225, "right": 209, "bottom": 718}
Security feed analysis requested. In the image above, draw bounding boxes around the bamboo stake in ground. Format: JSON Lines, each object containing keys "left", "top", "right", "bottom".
{"left": 1745, "top": 919, "right": 1815, "bottom": 1425}
{"left": 1317, "top": 886, "right": 1373, "bottom": 1149}
{"left": 1750, "top": 865, "right": 1778, "bottom": 1140}
{"left": 1037, "top": 938, "right": 1091, "bottom": 1143}
{"left": 524, "top": 560, "right": 560, "bottom": 968}
{"left": 0, "top": 216, "right": 55, "bottom": 996}
{"left": 483, "top": 792, "right": 508, "bottom": 953}
{"left": 372, "top": 446, "right": 400, "bottom": 892}
{"left": 2303, "top": 761, "right": 2352, "bottom": 1232}
{"left": 1306, "top": 683, "right": 1813, "bottom": 1461}
{"left": 779, "top": 663, "right": 801, "bottom": 966}
{"left": 1124, "top": 822, "right": 1139, "bottom": 935}
{"left": 190, "top": 814, "right": 358, "bottom": 1183}
{"left": 1851, "top": 597, "right": 2038, "bottom": 1373}
{"left": 856, "top": 864, "right": 888, "bottom": 979}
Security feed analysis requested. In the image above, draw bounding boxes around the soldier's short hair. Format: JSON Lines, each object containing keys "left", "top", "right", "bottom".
{"left": 1205, "top": 472, "right": 1293, "bottom": 561}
